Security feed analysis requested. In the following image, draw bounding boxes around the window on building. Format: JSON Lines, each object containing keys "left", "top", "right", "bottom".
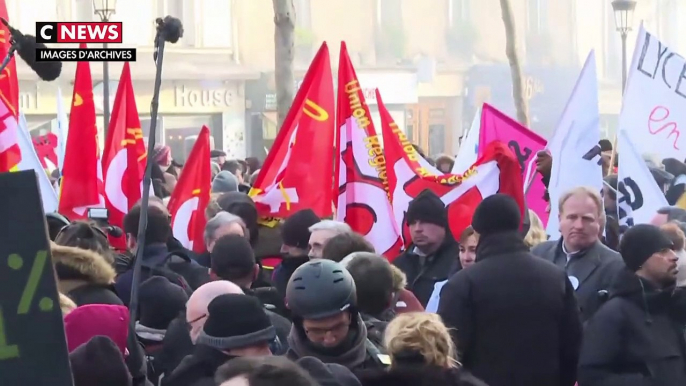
{"left": 448, "top": 0, "right": 470, "bottom": 26}
{"left": 294, "top": 0, "right": 311, "bottom": 29}
{"left": 665, "top": 0, "right": 681, "bottom": 52}
{"left": 603, "top": 1, "right": 621, "bottom": 81}
{"left": 111, "top": 0, "right": 154, "bottom": 46}
{"left": 199, "top": 0, "right": 232, "bottom": 48}
{"left": 375, "top": 0, "right": 405, "bottom": 61}
{"left": 526, "top": 0, "right": 548, "bottom": 35}
{"left": 15, "top": 0, "right": 57, "bottom": 34}
{"left": 72, "top": 0, "right": 95, "bottom": 22}
{"left": 376, "top": 0, "right": 403, "bottom": 28}
{"left": 157, "top": 0, "right": 195, "bottom": 46}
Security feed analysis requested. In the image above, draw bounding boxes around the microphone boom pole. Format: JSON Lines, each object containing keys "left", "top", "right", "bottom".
{"left": 0, "top": 38, "right": 18, "bottom": 74}
{"left": 128, "top": 16, "right": 183, "bottom": 324}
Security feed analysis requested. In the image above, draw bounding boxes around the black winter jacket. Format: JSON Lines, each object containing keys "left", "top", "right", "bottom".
{"left": 438, "top": 231, "right": 583, "bottom": 386}
{"left": 578, "top": 269, "right": 686, "bottom": 386}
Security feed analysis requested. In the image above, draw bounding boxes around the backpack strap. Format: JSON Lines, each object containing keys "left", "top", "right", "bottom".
{"left": 365, "top": 339, "right": 390, "bottom": 367}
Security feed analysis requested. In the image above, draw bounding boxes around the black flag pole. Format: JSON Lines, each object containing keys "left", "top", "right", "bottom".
{"left": 128, "top": 16, "right": 183, "bottom": 324}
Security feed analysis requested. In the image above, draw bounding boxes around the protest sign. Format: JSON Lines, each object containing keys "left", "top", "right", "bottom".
{"left": 480, "top": 103, "right": 548, "bottom": 224}
{"left": 0, "top": 171, "right": 73, "bottom": 385}
{"left": 619, "top": 25, "right": 686, "bottom": 162}
{"left": 547, "top": 51, "right": 603, "bottom": 238}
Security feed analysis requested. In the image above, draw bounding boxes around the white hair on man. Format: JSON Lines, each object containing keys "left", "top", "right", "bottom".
{"left": 307, "top": 220, "right": 353, "bottom": 259}
{"left": 204, "top": 212, "right": 247, "bottom": 250}
{"left": 308, "top": 220, "right": 352, "bottom": 235}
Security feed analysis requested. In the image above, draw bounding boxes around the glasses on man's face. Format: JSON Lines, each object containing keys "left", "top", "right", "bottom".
{"left": 304, "top": 320, "right": 350, "bottom": 341}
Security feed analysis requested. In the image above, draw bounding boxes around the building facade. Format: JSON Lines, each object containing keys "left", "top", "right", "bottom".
{"left": 9, "top": 0, "right": 579, "bottom": 161}
{"left": 576, "top": 0, "right": 685, "bottom": 139}
{"left": 9, "top": 0, "right": 253, "bottom": 161}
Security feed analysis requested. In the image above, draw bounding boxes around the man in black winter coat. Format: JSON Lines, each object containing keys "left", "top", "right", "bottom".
{"left": 578, "top": 224, "right": 686, "bottom": 386}
{"left": 438, "top": 194, "right": 583, "bottom": 386}
{"left": 393, "top": 190, "right": 461, "bottom": 307}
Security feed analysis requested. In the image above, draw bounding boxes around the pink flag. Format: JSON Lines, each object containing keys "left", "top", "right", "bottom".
{"left": 479, "top": 103, "right": 548, "bottom": 225}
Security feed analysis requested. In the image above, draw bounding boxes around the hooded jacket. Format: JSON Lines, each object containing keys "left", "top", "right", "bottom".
{"left": 51, "top": 243, "right": 122, "bottom": 306}
{"left": 51, "top": 244, "right": 153, "bottom": 386}
{"left": 578, "top": 268, "right": 686, "bottom": 386}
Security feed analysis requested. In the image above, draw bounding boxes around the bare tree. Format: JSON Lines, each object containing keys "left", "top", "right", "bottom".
{"left": 499, "top": 0, "right": 529, "bottom": 127}
{"left": 273, "top": 0, "right": 296, "bottom": 130}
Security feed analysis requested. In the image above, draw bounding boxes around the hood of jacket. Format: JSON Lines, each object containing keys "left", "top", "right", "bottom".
{"left": 51, "top": 242, "right": 116, "bottom": 286}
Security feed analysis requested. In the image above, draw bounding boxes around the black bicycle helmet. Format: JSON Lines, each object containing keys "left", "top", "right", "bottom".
{"left": 286, "top": 259, "right": 356, "bottom": 320}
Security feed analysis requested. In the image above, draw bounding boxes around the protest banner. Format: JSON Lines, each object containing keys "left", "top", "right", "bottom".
{"left": 480, "top": 103, "right": 548, "bottom": 224}
{"left": 619, "top": 25, "right": 686, "bottom": 162}
{"left": 547, "top": 51, "right": 603, "bottom": 238}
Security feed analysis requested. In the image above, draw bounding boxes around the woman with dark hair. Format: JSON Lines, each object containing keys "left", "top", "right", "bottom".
{"left": 55, "top": 221, "right": 114, "bottom": 265}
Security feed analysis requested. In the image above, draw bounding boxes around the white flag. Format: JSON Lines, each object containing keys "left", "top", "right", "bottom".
{"left": 17, "top": 113, "right": 59, "bottom": 213}
{"left": 546, "top": 51, "right": 603, "bottom": 238}
{"left": 619, "top": 24, "right": 686, "bottom": 163}
{"left": 451, "top": 106, "right": 480, "bottom": 174}
{"left": 55, "top": 87, "right": 69, "bottom": 170}
{"left": 617, "top": 130, "right": 668, "bottom": 228}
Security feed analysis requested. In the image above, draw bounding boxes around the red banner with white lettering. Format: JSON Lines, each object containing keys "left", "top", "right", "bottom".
{"left": 378, "top": 90, "right": 525, "bottom": 243}
{"left": 335, "top": 42, "right": 403, "bottom": 259}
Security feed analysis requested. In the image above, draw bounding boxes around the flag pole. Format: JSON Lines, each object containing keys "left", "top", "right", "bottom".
{"left": 128, "top": 16, "right": 183, "bottom": 324}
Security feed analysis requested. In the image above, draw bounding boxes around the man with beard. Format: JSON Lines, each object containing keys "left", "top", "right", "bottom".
{"left": 578, "top": 224, "right": 686, "bottom": 386}
{"left": 285, "top": 259, "right": 388, "bottom": 372}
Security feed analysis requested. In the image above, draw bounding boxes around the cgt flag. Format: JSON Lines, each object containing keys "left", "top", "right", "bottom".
{"left": 59, "top": 43, "right": 104, "bottom": 220}
{"left": 335, "top": 42, "right": 403, "bottom": 259}
{"left": 168, "top": 126, "right": 211, "bottom": 253}
{"left": 102, "top": 62, "right": 147, "bottom": 249}
{"left": 379, "top": 90, "right": 526, "bottom": 243}
{"left": 249, "top": 42, "right": 335, "bottom": 219}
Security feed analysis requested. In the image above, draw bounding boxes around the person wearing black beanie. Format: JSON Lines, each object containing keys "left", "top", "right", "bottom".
{"left": 162, "top": 294, "right": 276, "bottom": 386}
{"left": 437, "top": 193, "right": 583, "bottom": 386}
{"left": 393, "top": 189, "right": 461, "bottom": 307}
{"left": 274, "top": 209, "right": 321, "bottom": 299}
{"left": 70, "top": 336, "right": 132, "bottom": 386}
{"left": 579, "top": 224, "right": 686, "bottom": 386}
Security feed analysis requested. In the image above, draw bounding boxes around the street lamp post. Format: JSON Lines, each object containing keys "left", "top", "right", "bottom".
{"left": 92, "top": 0, "right": 117, "bottom": 137}
{"left": 611, "top": 0, "right": 637, "bottom": 94}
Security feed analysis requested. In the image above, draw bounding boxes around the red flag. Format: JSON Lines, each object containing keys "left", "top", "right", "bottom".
{"left": 0, "top": 0, "right": 20, "bottom": 172}
{"left": 335, "top": 42, "right": 403, "bottom": 259}
{"left": 378, "top": 90, "right": 526, "bottom": 243}
{"left": 102, "top": 62, "right": 147, "bottom": 248}
{"left": 59, "top": 44, "right": 104, "bottom": 219}
{"left": 32, "top": 133, "right": 59, "bottom": 170}
{"left": 249, "top": 43, "right": 335, "bottom": 219}
{"left": 168, "top": 126, "right": 211, "bottom": 253}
